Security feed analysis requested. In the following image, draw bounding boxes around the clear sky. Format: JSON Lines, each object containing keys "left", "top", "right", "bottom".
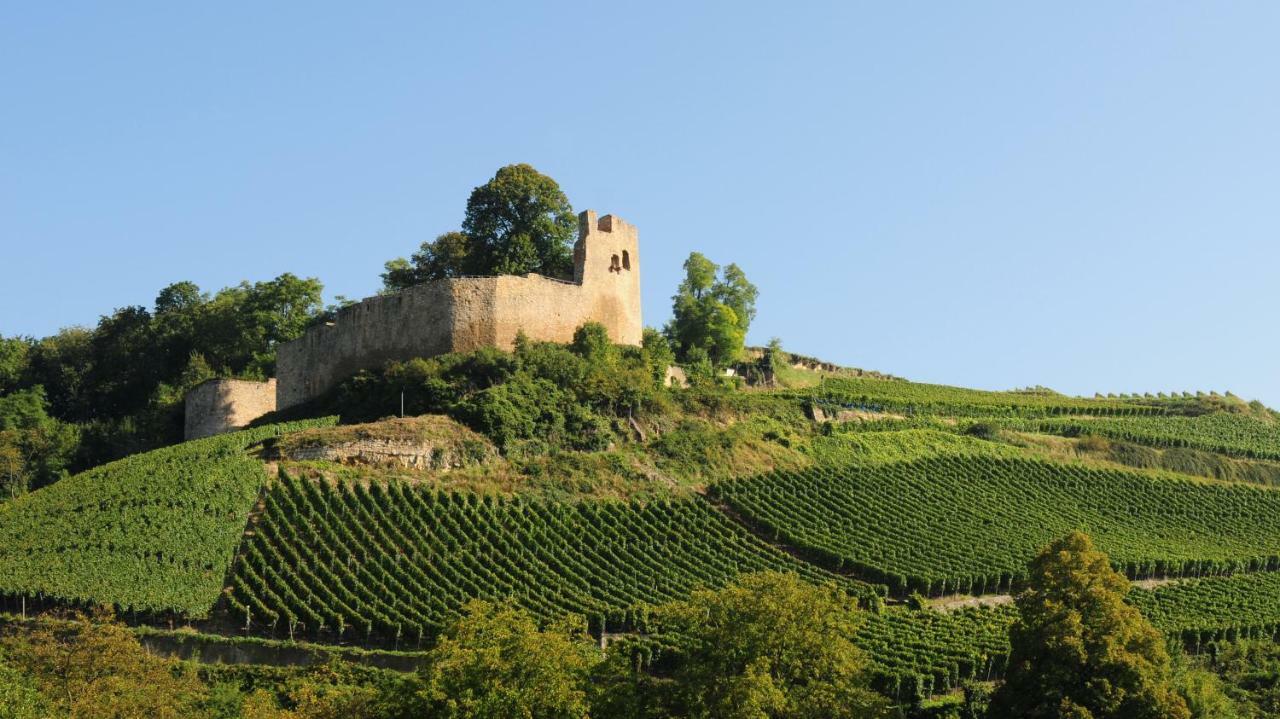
{"left": 2, "top": 4, "right": 1277, "bottom": 407}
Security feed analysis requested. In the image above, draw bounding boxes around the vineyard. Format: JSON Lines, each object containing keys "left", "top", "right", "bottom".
{"left": 1037, "top": 413, "right": 1280, "bottom": 461}
{"left": 613, "top": 572, "right": 1280, "bottom": 703}
{"left": 0, "top": 418, "right": 334, "bottom": 615}
{"left": 225, "top": 473, "right": 877, "bottom": 642}
{"left": 803, "top": 376, "right": 1167, "bottom": 418}
{"left": 712, "top": 455, "right": 1280, "bottom": 595}
{"left": 1131, "top": 572, "right": 1280, "bottom": 647}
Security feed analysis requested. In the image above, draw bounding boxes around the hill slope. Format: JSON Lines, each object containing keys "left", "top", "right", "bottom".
{"left": 0, "top": 419, "right": 333, "bottom": 615}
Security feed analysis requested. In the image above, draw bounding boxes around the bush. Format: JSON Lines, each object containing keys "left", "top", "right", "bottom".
{"left": 321, "top": 324, "right": 670, "bottom": 456}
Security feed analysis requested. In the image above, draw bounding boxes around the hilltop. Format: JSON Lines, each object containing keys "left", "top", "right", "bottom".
{"left": 3, "top": 339, "right": 1280, "bottom": 711}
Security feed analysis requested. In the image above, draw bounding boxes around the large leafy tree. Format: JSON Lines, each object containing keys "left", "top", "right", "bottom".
{"left": 655, "top": 572, "right": 887, "bottom": 719}
{"left": 1, "top": 611, "right": 209, "bottom": 719}
{"left": 382, "top": 164, "right": 576, "bottom": 291}
{"left": 461, "top": 164, "right": 576, "bottom": 278}
{"left": 665, "top": 252, "right": 758, "bottom": 369}
{"left": 419, "top": 600, "right": 599, "bottom": 719}
{"left": 988, "top": 532, "right": 1192, "bottom": 719}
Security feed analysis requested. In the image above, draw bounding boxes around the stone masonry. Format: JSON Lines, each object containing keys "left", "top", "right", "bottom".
{"left": 184, "top": 378, "right": 277, "bottom": 440}
{"left": 273, "top": 210, "right": 641, "bottom": 410}
{"left": 184, "top": 210, "right": 642, "bottom": 437}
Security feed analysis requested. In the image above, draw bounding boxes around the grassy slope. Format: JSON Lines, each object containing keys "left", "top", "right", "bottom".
{"left": 0, "top": 419, "right": 334, "bottom": 615}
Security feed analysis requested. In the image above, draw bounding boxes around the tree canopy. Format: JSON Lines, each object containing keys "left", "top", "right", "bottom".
{"left": 382, "top": 164, "right": 576, "bottom": 291}
{"left": 419, "top": 600, "right": 599, "bottom": 719}
{"left": 654, "top": 572, "right": 887, "bottom": 719}
{"left": 988, "top": 532, "right": 1192, "bottom": 719}
{"left": 665, "top": 252, "right": 758, "bottom": 370}
{"left": 0, "top": 272, "right": 323, "bottom": 479}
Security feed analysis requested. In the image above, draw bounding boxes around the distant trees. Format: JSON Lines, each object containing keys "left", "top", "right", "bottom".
{"left": 0, "top": 272, "right": 324, "bottom": 475}
{"left": 988, "top": 532, "right": 1194, "bottom": 719}
{"left": 665, "top": 252, "right": 758, "bottom": 370}
{"left": 382, "top": 164, "right": 577, "bottom": 291}
{"left": 0, "top": 386, "right": 79, "bottom": 496}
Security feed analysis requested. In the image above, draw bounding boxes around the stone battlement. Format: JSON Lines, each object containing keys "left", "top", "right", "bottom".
{"left": 274, "top": 209, "right": 642, "bottom": 411}
{"left": 184, "top": 209, "right": 642, "bottom": 438}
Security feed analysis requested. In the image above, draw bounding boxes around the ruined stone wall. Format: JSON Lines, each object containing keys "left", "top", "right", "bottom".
{"left": 184, "top": 378, "right": 277, "bottom": 440}
{"left": 274, "top": 210, "right": 642, "bottom": 410}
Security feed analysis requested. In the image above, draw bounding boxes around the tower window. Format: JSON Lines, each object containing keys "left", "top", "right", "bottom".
{"left": 621, "top": 250, "right": 631, "bottom": 271}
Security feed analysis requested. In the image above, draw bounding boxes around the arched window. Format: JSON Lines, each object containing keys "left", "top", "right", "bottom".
{"left": 621, "top": 250, "right": 631, "bottom": 271}
{"left": 609, "top": 254, "right": 621, "bottom": 273}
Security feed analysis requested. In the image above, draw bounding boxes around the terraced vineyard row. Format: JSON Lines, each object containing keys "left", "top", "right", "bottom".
{"left": 873, "top": 571, "right": 1280, "bottom": 696}
{"left": 1038, "top": 413, "right": 1280, "bottom": 461}
{"left": 857, "top": 605, "right": 1013, "bottom": 703}
{"left": 1131, "top": 571, "right": 1280, "bottom": 647}
{"left": 713, "top": 455, "right": 1280, "bottom": 595}
{"left": 0, "top": 418, "right": 335, "bottom": 615}
{"left": 226, "top": 474, "right": 878, "bottom": 641}
{"left": 805, "top": 377, "right": 1166, "bottom": 418}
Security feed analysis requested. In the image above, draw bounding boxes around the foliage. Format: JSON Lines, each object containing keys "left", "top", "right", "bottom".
{"left": 714, "top": 455, "right": 1280, "bottom": 596}
{"left": 988, "top": 532, "right": 1191, "bottom": 719}
{"left": 0, "top": 337, "right": 30, "bottom": 395}
{"left": 381, "top": 164, "right": 576, "bottom": 289}
{"left": 0, "top": 386, "right": 79, "bottom": 496}
{"left": 665, "top": 252, "right": 758, "bottom": 368}
{"left": 2, "top": 273, "right": 324, "bottom": 473}
{"left": 1129, "top": 571, "right": 1280, "bottom": 648}
{"left": 319, "top": 329, "right": 668, "bottom": 455}
{"left": 0, "top": 419, "right": 334, "bottom": 615}
{"left": 381, "top": 231, "right": 473, "bottom": 289}
{"left": 226, "top": 472, "right": 873, "bottom": 642}
{"left": 1204, "top": 641, "right": 1280, "bottom": 717}
{"left": 0, "top": 653, "right": 49, "bottom": 719}
{"left": 0, "top": 609, "right": 209, "bottom": 719}
{"left": 461, "top": 163, "right": 577, "bottom": 278}
{"left": 652, "top": 572, "right": 889, "bottom": 719}
{"left": 419, "top": 600, "right": 599, "bottom": 719}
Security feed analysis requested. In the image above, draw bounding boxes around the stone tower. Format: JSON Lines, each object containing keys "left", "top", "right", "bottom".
{"left": 571, "top": 210, "right": 643, "bottom": 345}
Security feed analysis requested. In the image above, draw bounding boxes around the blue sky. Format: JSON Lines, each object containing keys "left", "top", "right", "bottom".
{"left": 2, "top": 3, "right": 1277, "bottom": 407}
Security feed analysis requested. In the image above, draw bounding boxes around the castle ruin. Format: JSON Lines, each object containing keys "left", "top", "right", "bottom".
{"left": 184, "top": 378, "right": 278, "bottom": 440}
{"left": 184, "top": 210, "right": 641, "bottom": 439}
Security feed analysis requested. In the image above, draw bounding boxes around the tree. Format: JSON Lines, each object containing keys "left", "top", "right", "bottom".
{"left": 461, "top": 164, "right": 576, "bottom": 278}
{"left": 665, "top": 253, "right": 757, "bottom": 369}
{"left": 382, "top": 231, "right": 473, "bottom": 291}
{"left": 418, "top": 600, "right": 600, "bottom": 719}
{"left": 196, "top": 273, "right": 324, "bottom": 377}
{"left": 655, "top": 572, "right": 887, "bottom": 719}
{"left": 1, "top": 611, "right": 209, "bottom": 719}
{"left": 380, "top": 165, "right": 576, "bottom": 289}
{"left": 0, "top": 654, "right": 50, "bottom": 719}
{"left": 0, "top": 387, "right": 79, "bottom": 495}
{"left": 988, "top": 532, "right": 1192, "bottom": 719}
{"left": 0, "top": 336, "right": 31, "bottom": 395}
